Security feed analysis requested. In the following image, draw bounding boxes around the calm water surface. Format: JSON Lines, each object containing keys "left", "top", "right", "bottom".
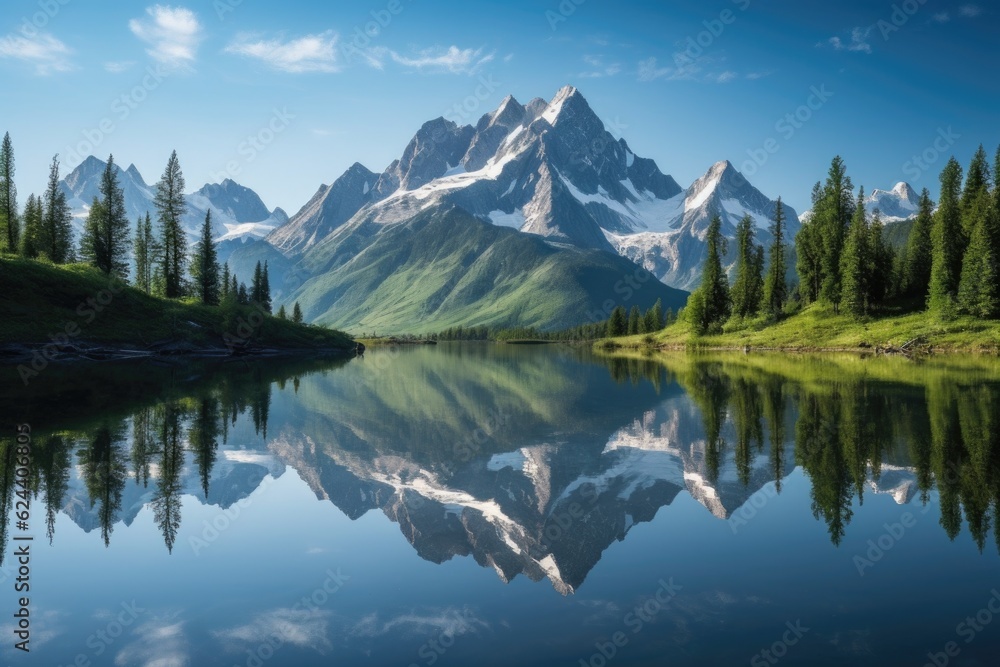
{"left": 2, "top": 344, "right": 999, "bottom": 667}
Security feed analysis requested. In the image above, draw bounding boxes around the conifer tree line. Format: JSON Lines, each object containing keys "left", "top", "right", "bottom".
{"left": 0, "top": 133, "right": 306, "bottom": 322}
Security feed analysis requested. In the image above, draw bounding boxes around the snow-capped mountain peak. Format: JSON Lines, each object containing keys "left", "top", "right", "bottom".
{"left": 866, "top": 181, "right": 919, "bottom": 221}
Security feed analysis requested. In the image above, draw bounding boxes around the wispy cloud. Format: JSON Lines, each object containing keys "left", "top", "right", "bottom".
{"left": 129, "top": 5, "right": 203, "bottom": 68}
{"left": 0, "top": 32, "right": 74, "bottom": 75}
{"left": 374, "top": 45, "right": 495, "bottom": 74}
{"left": 714, "top": 70, "right": 737, "bottom": 83}
{"left": 225, "top": 31, "right": 339, "bottom": 73}
{"left": 350, "top": 608, "right": 488, "bottom": 639}
{"left": 579, "top": 55, "right": 621, "bottom": 78}
{"left": 215, "top": 608, "right": 332, "bottom": 653}
{"left": 105, "top": 60, "right": 136, "bottom": 73}
{"left": 637, "top": 56, "right": 674, "bottom": 82}
{"left": 114, "top": 614, "right": 188, "bottom": 667}
{"left": 959, "top": 4, "right": 981, "bottom": 17}
{"left": 933, "top": 12, "right": 951, "bottom": 23}
{"left": 820, "top": 26, "right": 873, "bottom": 54}
{"left": 637, "top": 56, "right": 745, "bottom": 84}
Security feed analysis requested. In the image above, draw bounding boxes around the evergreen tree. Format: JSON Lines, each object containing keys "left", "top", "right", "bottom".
{"left": 19, "top": 194, "right": 43, "bottom": 258}
{"left": 795, "top": 182, "right": 826, "bottom": 304}
{"left": 97, "top": 155, "right": 130, "bottom": 278}
{"left": 277, "top": 304, "right": 287, "bottom": 320}
{"left": 155, "top": 151, "right": 187, "bottom": 298}
{"left": 133, "top": 213, "right": 158, "bottom": 293}
{"left": 690, "top": 215, "right": 730, "bottom": 333}
{"left": 628, "top": 305, "right": 641, "bottom": 335}
{"left": 650, "top": 298, "right": 664, "bottom": 331}
{"left": 41, "top": 155, "right": 73, "bottom": 263}
{"left": 79, "top": 197, "right": 106, "bottom": 268}
{"left": 0, "top": 132, "right": 18, "bottom": 252}
{"left": 903, "top": 189, "right": 934, "bottom": 299}
{"left": 994, "top": 145, "right": 1000, "bottom": 214}
{"left": 841, "top": 189, "right": 871, "bottom": 318}
{"left": 731, "top": 214, "right": 764, "bottom": 318}
{"left": 817, "top": 157, "right": 855, "bottom": 309}
{"left": 929, "top": 158, "right": 964, "bottom": 315}
{"left": 221, "top": 263, "right": 231, "bottom": 302}
{"left": 961, "top": 144, "right": 991, "bottom": 238}
{"left": 261, "top": 260, "right": 272, "bottom": 313}
{"left": 251, "top": 261, "right": 263, "bottom": 304}
{"left": 868, "top": 210, "right": 894, "bottom": 307}
{"left": 237, "top": 282, "right": 249, "bottom": 305}
{"left": 957, "top": 189, "right": 999, "bottom": 318}
{"left": 764, "top": 198, "right": 789, "bottom": 316}
{"left": 608, "top": 305, "right": 627, "bottom": 337}
{"left": 190, "top": 211, "right": 221, "bottom": 305}
{"left": 292, "top": 301, "right": 304, "bottom": 324}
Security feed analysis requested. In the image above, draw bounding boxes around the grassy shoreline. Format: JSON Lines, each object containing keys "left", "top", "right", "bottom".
{"left": 596, "top": 304, "right": 1000, "bottom": 354}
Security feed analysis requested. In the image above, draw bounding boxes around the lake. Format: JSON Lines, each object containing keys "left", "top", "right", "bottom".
{"left": 2, "top": 344, "right": 999, "bottom": 667}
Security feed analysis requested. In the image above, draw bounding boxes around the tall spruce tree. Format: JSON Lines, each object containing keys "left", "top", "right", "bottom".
{"left": 763, "top": 198, "right": 789, "bottom": 316}
{"left": 795, "top": 182, "right": 826, "bottom": 304}
{"left": 292, "top": 301, "right": 304, "bottom": 324}
{"left": 608, "top": 305, "right": 627, "bottom": 337}
{"left": 628, "top": 305, "right": 641, "bottom": 335}
{"left": 731, "top": 214, "right": 764, "bottom": 318}
{"left": 41, "top": 155, "right": 73, "bottom": 263}
{"left": 221, "top": 263, "right": 231, "bottom": 303}
{"left": 261, "top": 261, "right": 272, "bottom": 313}
{"left": 0, "top": 132, "right": 19, "bottom": 252}
{"left": 695, "top": 214, "right": 730, "bottom": 331}
{"left": 191, "top": 211, "right": 221, "bottom": 305}
{"left": 841, "top": 189, "right": 871, "bottom": 318}
{"left": 961, "top": 144, "right": 991, "bottom": 239}
{"left": 98, "top": 155, "right": 130, "bottom": 278}
{"left": 957, "top": 189, "right": 999, "bottom": 318}
{"left": 79, "top": 198, "right": 106, "bottom": 268}
{"left": 818, "top": 157, "right": 855, "bottom": 309}
{"left": 903, "top": 189, "right": 934, "bottom": 299}
{"left": 155, "top": 151, "right": 187, "bottom": 298}
{"left": 868, "top": 209, "right": 894, "bottom": 307}
{"left": 133, "top": 213, "right": 158, "bottom": 293}
{"left": 19, "top": 194, "right": 43, "bottom": 258}
{"left": 929, "top": 158, "right": 964, "bottom": 315}
{"left": 251, "top": 261, "right": 263, "bottom": 304}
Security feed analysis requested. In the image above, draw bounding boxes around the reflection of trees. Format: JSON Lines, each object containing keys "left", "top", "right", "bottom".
{"left": 190, "top": 397, "right": 220, "bottom": 500}
{"left": 37, "top": 436, "right": 71, "bottom": 543}
{"left": 795, "top": 392, "right": 853, "bottom": 546}
{"left": 0, "top": 440, "right": 15, "bottom": 565}
{"left": 79, "top": 421, "right": 128, "bottom": 547}
{"left": 152, "top": 403, "right": 184, "bottom": 553}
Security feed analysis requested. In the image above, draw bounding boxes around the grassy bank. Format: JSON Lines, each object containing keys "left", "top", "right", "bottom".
{"left": 0, "top": 257, "right": 354, "bottom": 353}
{"left": 597, "top": 304, "right": 1000, "bottom": 354}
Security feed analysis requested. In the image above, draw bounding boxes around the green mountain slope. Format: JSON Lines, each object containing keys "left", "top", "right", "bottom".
{"left": 289, "top": 206, "right": 688, "bottom": 334}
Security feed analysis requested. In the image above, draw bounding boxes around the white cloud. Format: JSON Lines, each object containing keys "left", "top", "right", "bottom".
{"left": 350, "top": 608, "right": 487, "bottom": 639}
{"left": 959, "top": 4, "right": 981, "bottom": 17}
{"left": 637, "top": 56, "right": 672, "bottom": 82}
{"left": 503, "top": 53, "right": 514, "bottom": 63}
{"left": 114, "top": 614, "right": 188, "bottom": 667}
{"left": 822, "top": 26, "right": 873, "bottom": 54}
{"left": 129, "top": 5, "right": 203, "bottom": 68}
{"left": 377, "top": 45, "right": 495, "bottom": 74}
{"left": 714, "top": 70, "right": 737, "bottom": 83}
{"left": 215, "top": 608, "right": 332, "bottom": 652}
{"left": 105, "top": 60, "right": 136, "bottom": 73}
{"left": 579, "top": 55, "right": 621, "bottom": 78}
{"left": 0, "top": 32, "right": 73, "bottom": 75}
{"left": 225, "top": 31, "right": 339, "bottom": 73}
{"left": 933, "top": 12, "right": 951, "bottom": 22}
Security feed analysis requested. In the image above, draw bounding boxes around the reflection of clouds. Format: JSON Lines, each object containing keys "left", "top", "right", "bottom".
{"left": 576, "top": 599, "right": 621, "bottom": 625}
{"left": 0, "top": 610, "right": 62, "bottom": 651}
{"left": 350, "top": 607, "right": 487, "bottom": 639}
{"left": 829, "top": 628, "right": 874, "bottom": 657}
{"left": 215, "top": 608, "right": 332, "bottom": 653}
{"left": 114, "top": 613, "right": 187, "bottom": 667}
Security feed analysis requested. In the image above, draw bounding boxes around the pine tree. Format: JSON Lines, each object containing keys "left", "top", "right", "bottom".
{"left": 731, "top": 214, "right": 764, "bottom": 318}
{"left": 961, "top": 144, "right": 991, "bottom": 239}
{"left": 763, "top": 197, "right": 788, "bottom": 316}
{"left": 693, "top": 214, "right": 730, "bottom": 332}
{"left": 0, "top": 132, "right": 19, "bottom": 252}
{"left": 19, "top": 194, "right": 43, "bottom": 258}
{"left": 251, "top": 261, "right": 263, "bottom": 304}
{"left": 957, "top": 189, "right": 999, "bottom": 318}
{"left": 292, "top": 301, "right": 304, "bottom": 324}
{"left": 841, "top": 189, "right": 871, "bottom": 318}
{"left": 41, "top": 155, "right": 73, "bottom": 263}
{"left": 79, "top": 197, "right": 106, "bottom": 268}
{"left": 929, "top": 158, "right": 964, "bottom": 315}
{"left": 133, "top": 213, "right": 159, "bottom": 293}
{"left": 608, "top": 305, "right": 627, "bottom": 337}
{"left": 903, "top": 189, "right": 934, "bottom": 299}
{"left": 817, "top": 157, "right": 855, "bottom": 309}
{"left": 650, "top": 298, "right": 664, "bottom": 331}
{"left": 190, "top": 211, "right": 221, "bottom": 305}
{"left": 261, "top": 260, "right": 272, "bottom": 313}
{"left": 795, "top": 182, "right": 826, "bottom": 304}
{"left": 237, "top": 282, "right": 249, "bottom": 305}
{"left": 155, "top": 151, "right": 187, "bottom": 298}
{"left": 627, "top": 305, "right": 641, "bottom": 335}
{"left": 98, "top": 155, "right": 130, "bottom": 278}
{"left": 276, "top": 304, "right": 287, "bottom": 320}
{"left": 994, "top": 145, "right": 1000, "bottom": 214}
{"left": 868, "top": 209, "right": 894, "bottom": 307}
{"left": 221, "top": 263, "right": 231, "bottom": 302}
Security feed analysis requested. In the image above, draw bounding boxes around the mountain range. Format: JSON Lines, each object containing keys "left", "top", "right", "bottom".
{"left": 59, "top": 86, "right": 925, "bottom": 333}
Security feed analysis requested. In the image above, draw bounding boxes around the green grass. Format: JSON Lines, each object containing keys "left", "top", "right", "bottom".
{"left": 598, "top": 303, "right": 1000, "bottom": 354}
{"left": 0, "top": 256, "right": 355, "bottom": 351}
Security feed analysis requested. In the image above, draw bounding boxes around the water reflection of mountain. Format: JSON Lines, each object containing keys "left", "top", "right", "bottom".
{"left": 2, "top": 348, "right": 998, "bottom": 592}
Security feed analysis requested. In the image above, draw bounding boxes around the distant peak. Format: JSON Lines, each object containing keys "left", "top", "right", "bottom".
{"left": 540, "top": 85, "right": 589, "bottom": 126}
{"left": 892, "top": 181, "right": 916, "bottom": 197}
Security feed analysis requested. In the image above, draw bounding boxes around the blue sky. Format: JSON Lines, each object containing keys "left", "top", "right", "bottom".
{"left": 0, "top": 0, "right": 996, "bottom": 215}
